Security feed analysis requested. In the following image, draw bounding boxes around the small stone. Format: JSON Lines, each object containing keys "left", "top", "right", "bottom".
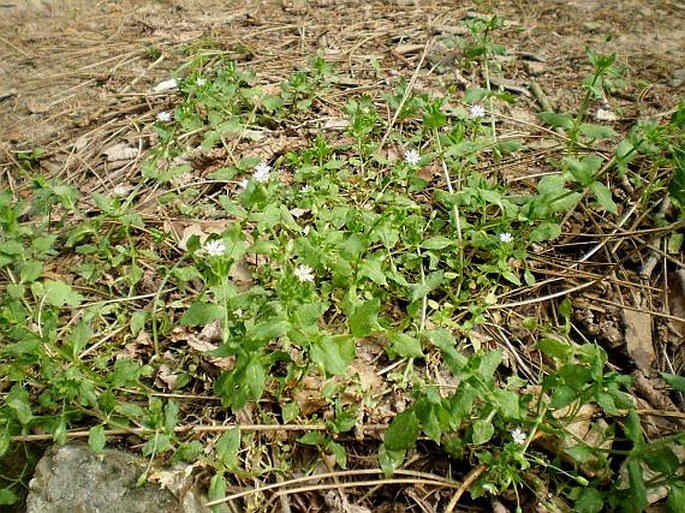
{"left": 668, "top": 69, "right": 685, "bottom": 88}
{"left": 524, "top": 61, "right": 546, "bottom": 76}
{"left": 26, "top": 443, "right": 208, "bottom": 513}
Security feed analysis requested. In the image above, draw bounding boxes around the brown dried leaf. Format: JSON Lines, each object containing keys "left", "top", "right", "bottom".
{"left": 102, "top": 142, "right": 138, "bottom": 162}
{"left": 669, "top": 270, "right": 685, "bottom": 339}
{"left": 623, "top": 309, "right": 655, "bottom": 372}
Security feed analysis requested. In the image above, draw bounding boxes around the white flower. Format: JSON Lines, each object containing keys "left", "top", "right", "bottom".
{"left": 156, "top": 111, "right": 172, "bottom": 122}
{"left": 232, "top": 309, "right": 243, "bottom": 318}
{"left": 404, "top": 149, "right": 421, "bottom": 166}
{"left": 469, "top": 104, "right": 486, "bottom": 119}
{"left": 511, "top": 428, "right": 526, "bottom": 445}
{"left": 300, "top": 185, "right": 310, "bottom": 194}
{"left": 203, "top": 239, "right": 226, "bottom": 257}
{"left": 499, "top": 232, "right": 514, "bottom": 243}
{"left": 293, "top": 264, "right": 315, "bottom": 283}
{"left": 196, "top": 77, "right": 207, "bottom": 87}
{"left": 253, "top": 161, "right": 272, "bottom": 183}
{"left": 237, "top": 178, "right": 249, "bottom": 190}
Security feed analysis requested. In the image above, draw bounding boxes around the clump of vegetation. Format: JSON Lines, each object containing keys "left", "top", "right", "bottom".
{"left": 1, "top": 15, "right": 683, "bottom": 512}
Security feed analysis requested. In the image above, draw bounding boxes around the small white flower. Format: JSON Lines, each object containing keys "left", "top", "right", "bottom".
{"left": 511, "top": 428, "right": 526, "bottom": 445}
{"left": 293, "top": 264, "right": 315, "bottom": 283}
{"left": 203, "top": 239, "right": 226, "bottom": 257}
{"left": 237, "top": 178, "right": 249, "bottom": 190}
{"left": 300, "top": 185, "right": 310, "bottom": 194}
{"left": 232, "top": 309, "right": 243, "bottom": 318}
{"left": 499, "top": 232, "right": 514, "bottom": 243}
{"left": 469, "top": 104, "right": 486, "bottom": 119}
{"left": 156, "top": 111, "right": 172, "bottom": 122}
{"left": 404, "top": 149, "right": 421, "bottom": 166}
{"left": 253, "top": 161, "right": 272, "bottom": 183}
{"left": 196, "top": 77, "right": 207, "bottom": 87}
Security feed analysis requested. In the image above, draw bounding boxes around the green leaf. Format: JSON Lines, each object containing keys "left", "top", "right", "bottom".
{"left": 627, "top": 460, "right": 647, "bottom": 513}
{"left": 529, "top": 221, "right": 562, "bottom": 242}
{"left": 7, "top": 386, "right": 33, "bottom": 425}
{"left": 387, "top": 332, "right": 424, "bottom": 359}
{"left": 0, "top": 431, "right": 10, "bottom": 458}
{"left": 42, "top": 279, "right": 84, "bottom": 307}
{"left": 566, "top": 443, "right": 595, "bottom": 464}
{"left": 421, "top": 236, "right": 455, "bottom": 250}
{"left": 667, "top": 481, "right": 685, "bottom": 513}
{"left": 472, "top": 419, "right": 494, "bottom": 445}
{"left": 358, "top": 257, "right": 387, "bottom": 286}
{"left": 180, "top": 302, "right": 224, "bottom": 326}
{"left": 539, "top": 111, "right": 574, "bottom": 129}
{"left": 379, "top": 444, "right": 405, "bottom": 478}
{"left": 493, "top": 389, "right": 520, "bottom": 419}
{"left": 662, "top": 372, "right": 685, "bottom": 392}
{"left": 20, "top": 260, "right": 43, "bottom": 283}
{"left": 311, "top": 336, "right": 352, "bottom": 375}
{"left": 109, "top": 359, "right": 142, "bottom": 387}
{"left": 537, "top": 337, "right": 573, "bottom": 360}
{"left": 54, "top": 418, "right": 67, "bottom": 446}
{"left": 565, "top": 155, "right": 603, "bottom": 187}
{"left": 328, "top": 439, "right": 347, "bottom": 469}
{"left": 668, "top": 154, "right": 685, "bottom": 209}
{"left": 477, "top": 350, "right": 502, "bottom": 379}
{"left": 384, "top": 410, "right": 420, "bottom": 452}
{"left": 208, "top": 473, "right": 227, "bottom": 510}
{"left": 216, "top": 428, "right": 241, "bottom": 470}
{"left": 0, "top": 488, "right": 19, "bottom": 506}
{"left": 463, "top": 87, "right": 489, "bottom": 104}
{"left": 595, "top": 391, "right": 619, "bottom": 415}
{"left": 245, "top": 319, "right": 288, "bottom": 346}
{"left": 643, "top": 446, "right": 680, "bottom": 475}
{"left": 164, "top": 400, "right": 179, "bottom": 432}
{"left": 88, "top": 425, "right": 106, "bottom": 452}
{"left": 575, "top": 488, "right": 604, "bottom": 513}
{"left": 245, "top": 359, "right": 265, "bottom": 400}
{"left": 426, "top": 329, "right": 467, "bottom": 373}
{"left": 68, "top": 320, "right": 92, "bottom": 357}
{"left": 348, "top": 298, "right": 380, "bottom": 337}
{"left": 624, "top": 410, "right": 642, "bottom": 445}
{"left": 589, "top": 181, "right": 617, "bottom": 213}
{"left": 580, "top": 123, "right": 617, "bottom": 139}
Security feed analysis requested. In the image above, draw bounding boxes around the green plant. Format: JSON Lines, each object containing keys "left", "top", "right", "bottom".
{"left": 2, "top": 39, "right": 683, "bottom": 512}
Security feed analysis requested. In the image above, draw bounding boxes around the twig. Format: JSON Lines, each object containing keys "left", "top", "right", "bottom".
{"left": 443, "top": 464, "right": 487, "bottom": 513}
{"left": 207, "top": 468, "right": 459, "bottom": 507}
{"left": 530, "top": 80, "right": 553, "bottom": 112}
{"left": 11, "top": 422, "right": 384, "bottom": 443}
{"left": 378, "top": 37, "right": 433, "bottom": 152}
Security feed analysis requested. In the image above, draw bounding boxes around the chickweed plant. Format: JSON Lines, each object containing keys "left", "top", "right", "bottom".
{"left": 1, "top": 25, "right": 684, "bottom": 511}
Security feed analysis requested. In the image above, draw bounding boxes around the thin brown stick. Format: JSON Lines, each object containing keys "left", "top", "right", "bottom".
{"left": 443, "top": 464, "right": 487, "bottom": 513}
{"left": 206, "top": 468, "right": 460, "bottom": 506}
{"left": 10, "top": 422, "right": 384, "bottom": 443}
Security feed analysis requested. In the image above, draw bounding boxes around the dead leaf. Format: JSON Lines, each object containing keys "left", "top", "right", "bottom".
{"left": 163, "top": 219, "right": 230, "bottom": 250}
{"left": 669, "top": 270, "right": 685, "bottom": 339}
{"left": 102, "top": 142, "right": 138, "bottom": 162}
{"left": 155, "top": 363, "right": 179, "bottom": 390}
{"left": 152, "top": 78, "right": 178, "bottom": 93}
{"left": 623, "top": 309, "right": 655, "bottom": 372}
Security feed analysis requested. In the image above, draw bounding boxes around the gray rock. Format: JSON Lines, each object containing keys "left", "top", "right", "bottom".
{"left": 26, "top": 443, "right": 209, "bottom": 513}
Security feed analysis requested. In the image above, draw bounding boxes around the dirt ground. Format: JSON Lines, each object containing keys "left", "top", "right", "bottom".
{"left": 1, "top": 0, "right": 684, "bottom": 511}
{"left": 1, "top": 0, "right": 683, "bottom": 171}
